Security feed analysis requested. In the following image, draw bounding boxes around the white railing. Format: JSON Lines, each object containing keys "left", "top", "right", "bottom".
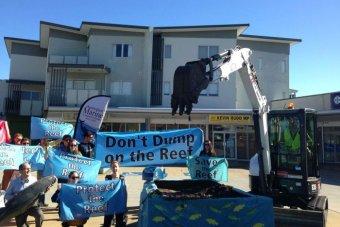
{"left": 49, "top": 55, "right": 89, "bottom": 65}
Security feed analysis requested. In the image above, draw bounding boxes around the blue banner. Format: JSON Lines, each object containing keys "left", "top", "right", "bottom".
{"left": 43, "top": 148, "right": 101, "bottom": 182}
{"left": 187, "top": 156, "right": 228, "bottom": 182}
{"left": 0, "top": 144, "right": 45, "bottom": 170}
{"left": 59, "top": 179, "right": 127, "bottom": 221}
{"left": 74, "top": 95, "right": 110, "bottom": 142}
{"left": 30, "top": 117, "right": 74, "bottom": 140}
{"left": 330, "top": 92, "right": 340, "bottom": 109}
{"left": 96, "top": 128, "right": 203, "bottom": 167}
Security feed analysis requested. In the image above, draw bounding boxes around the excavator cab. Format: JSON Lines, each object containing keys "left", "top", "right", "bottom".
{"left": 268, "top": 108, "right": 326, "bottom": 210}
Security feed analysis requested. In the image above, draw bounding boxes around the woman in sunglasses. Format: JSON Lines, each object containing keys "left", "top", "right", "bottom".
{"left": 200, "top": 140, "right": 216, "bottom": 157}
{"left": 68, "top": 139, "right": 82, "bottom": 156}
{"left": 52, "top": 171, "right": 88, "bottom": 227}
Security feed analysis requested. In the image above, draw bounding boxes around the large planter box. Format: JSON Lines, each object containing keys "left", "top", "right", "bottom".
{"left": 139, "top": 180, "right": 274, "bottom": 227}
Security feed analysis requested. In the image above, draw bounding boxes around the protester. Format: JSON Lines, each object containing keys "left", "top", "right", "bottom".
{"left": 68, "top": 139, "right": 82, "bottom": 156}
{"left": 78, "top": 131, "right": 95, "bottom": 158}
{"left": 199, "top": 140, "right": 216, "bottom": 157}
{"left": 5, "top": 162, "right": 44, "bottom": 227}
{"left": 103, "top": 160, "right": 127, "bottom": 227}
{"left": 21, "top": 137, "right": 30, "bottom": 145}
{"left": 58, "top": 134, "right": 72, "bottom": 152}
{"left": 51, "top": 171, "right": 88, "bottom": 227}
{"left": 1, "top": 132, "right": 23, "bottom": 190}
{"left": 11, "top": 132, "right": 23, "bottom": 145}
{"left": 37, "top": 137, "right": 49, "bottom": 207}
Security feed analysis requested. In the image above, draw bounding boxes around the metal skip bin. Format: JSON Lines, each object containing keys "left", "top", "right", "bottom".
{"left": 138, "top": 180, "right": 274, "bottom": 227}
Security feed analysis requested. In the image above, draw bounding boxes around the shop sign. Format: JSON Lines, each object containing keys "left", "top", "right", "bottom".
{"left": 331, "top": 92, "right": 340, "bottom": 109}
{"left": 209, "top": 115, "right": 252, "bottom": 124}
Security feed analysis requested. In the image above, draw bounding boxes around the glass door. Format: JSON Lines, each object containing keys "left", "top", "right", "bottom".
{"left": 213, "top": 132, "right": 237, "bottom": 159}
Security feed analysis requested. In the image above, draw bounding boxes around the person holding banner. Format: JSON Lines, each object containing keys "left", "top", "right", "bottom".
{"left": 5, "top": 162, "right": 44, "bottom": 227}
{"left": 37, "top": 137, "right": 49, "bottom": 207}
{"left": 57, "top": 135, "right": 72, "bottom": 153}
{"left": 78, "top": 131, "right": 95, "bottom": 158}
{"left": 103, "top": 160, "right": 127, "bottom": 227}
{"left": 51, "top": 171, "right": 88, "bottom": 227}
{"left": 1, "top": 132, "right": 23, "bottom": 190}
{"left": 200, "top": 140, "right": 216, "bottom": 157}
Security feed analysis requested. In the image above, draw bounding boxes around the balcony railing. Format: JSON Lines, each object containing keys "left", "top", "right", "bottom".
{"left": 49, "top": 55, "right": 89, "bottom": 65}
{"left": 5, "top": 97, "right": 20, "bottom": 115}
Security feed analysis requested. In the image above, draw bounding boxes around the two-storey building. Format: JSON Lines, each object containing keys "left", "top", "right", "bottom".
{"left": 3, "top": 21, "right": 300, "bottom": 162}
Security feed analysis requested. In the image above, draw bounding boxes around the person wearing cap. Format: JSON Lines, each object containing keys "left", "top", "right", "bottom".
{"left": 78, "top": 131, "right": 95, "bottom": 158}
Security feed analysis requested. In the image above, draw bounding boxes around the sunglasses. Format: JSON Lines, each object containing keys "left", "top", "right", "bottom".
{"left": 70, "top": 144, "right": 77, "bottom": 147}
{"left": 22, "top": 143, "right": 29, "bottom": 145}
{"left": 71, "top": 176, "right": 79, "bottom": 180}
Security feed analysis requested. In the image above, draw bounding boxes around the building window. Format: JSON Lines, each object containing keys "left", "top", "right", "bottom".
{"left": 200, "top": 83, "right": 219, "bottom": 96}
{"left": 21, "top": 91, "right": 41, "bottom": 101}
{"left": 113, "top": 44, "right": 132, "bottom": 58}
{"left": 163, "top": 81, "right": 171, "bottom": 95}
{"left": 110, "top": 81, "right": 132, "bottom": 95}
{"left": 198, "top": 45, "right": 219, "bottom": 58}
{"left": 164, "top": 44, "right": 172, "bottom": 58}
{"left": 280, "top": 60, "right": 286, "bottom": 73}
{"left": 70, "top": 80, "right": 96, "bottom": 90}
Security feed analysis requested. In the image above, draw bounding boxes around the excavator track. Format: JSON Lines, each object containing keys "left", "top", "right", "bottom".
{"left": 274, "top": 207, "right": 327, "bottom": 227}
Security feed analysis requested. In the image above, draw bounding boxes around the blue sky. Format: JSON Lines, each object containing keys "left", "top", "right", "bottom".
{"left": 0, "top": 0, "right": 339, "bottom": 96}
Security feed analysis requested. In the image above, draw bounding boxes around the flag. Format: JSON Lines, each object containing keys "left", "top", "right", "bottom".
{"left": 73, "top": 95, "right": 110, "bottom": 142}
{"left": 0, "top": 120, "right": 11, "bottom": 144}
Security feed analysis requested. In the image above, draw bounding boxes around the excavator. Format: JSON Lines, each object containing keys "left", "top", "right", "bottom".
{"left": 171, "top": 47, "right": 328, "bottom": 226}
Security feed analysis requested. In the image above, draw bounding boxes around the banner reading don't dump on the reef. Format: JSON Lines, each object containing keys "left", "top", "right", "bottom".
{"left": 96, "top": 128, "right": 203, "bottom": 167}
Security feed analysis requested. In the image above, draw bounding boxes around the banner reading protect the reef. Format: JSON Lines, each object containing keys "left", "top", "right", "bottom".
{"left": 96, "top": 128, "right": 203, "bottom": 167}
{"left": 59, "top": 179, "right": 127, "bottom": 221}
{"left": 43, "top": 148, "right": 101, "bottom": 182}
{"left": 30, "top": 117, "right": 74, "bottom": 140}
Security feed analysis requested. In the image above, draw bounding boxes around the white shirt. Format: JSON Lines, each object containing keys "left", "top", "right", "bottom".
{"left": 5, "top": 175, "right": 37, "bottom": 202}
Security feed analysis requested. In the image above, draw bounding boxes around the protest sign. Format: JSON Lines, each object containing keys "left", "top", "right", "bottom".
{"left": 59, "top": 179, "right": 127, "bottom": 221}
{"left": 74, "top": 95, "right": 110, "bottom": 142}
{"left": 43, "top": 148, "right": 101, "bottom": 182}
{"left": 30, "top": 117, "right": 74, "bottom": 140}
{"left": 0, "top": 144, "right": 45, "bottom": 170}
{"left": 187, "top": 156, "right": 228, "bottom": 182}
{"left": 96, "top": 128, "right": 203, "bottom": 167}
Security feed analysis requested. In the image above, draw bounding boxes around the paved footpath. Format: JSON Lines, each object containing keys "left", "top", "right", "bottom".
{"left": 1, "top": 167, "right": 339, "bottom": 226}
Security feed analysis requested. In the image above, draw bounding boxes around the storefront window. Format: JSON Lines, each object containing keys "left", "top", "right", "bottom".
{"left": 112, "top": 123, "right": 126, "bottom": 132}
{"left": 126, "top": 123, "right": 140, "bottom": 132}
{"left": 323, "top": 126, "right": 340, "bottom": 163}
{"left": 237, "top": 133, "right": 247, "bottom": 159}
{"left": 166, "top": 124, "right": 178, "bottom": 130}
{"left": 100, "top": 123, "right": 112, "bottom": 132}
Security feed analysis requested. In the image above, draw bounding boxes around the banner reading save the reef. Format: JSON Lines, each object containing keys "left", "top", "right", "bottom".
{"left": 43, "top": 148, "right": 101, "bottom": 182}
{"left": 187, "top": 156, "right": 228, "bottom": 182}
{"left": 96, "top": 128, "right": 203, "bottom": 167}
{"left": 30, "top": 117, "right": 74, "bottom": 140}
{"left": 0, "top": 144, "right": 45, "bottom": 170}
{"left": 59, "top": 179, "right": 127, "bottom": 221}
